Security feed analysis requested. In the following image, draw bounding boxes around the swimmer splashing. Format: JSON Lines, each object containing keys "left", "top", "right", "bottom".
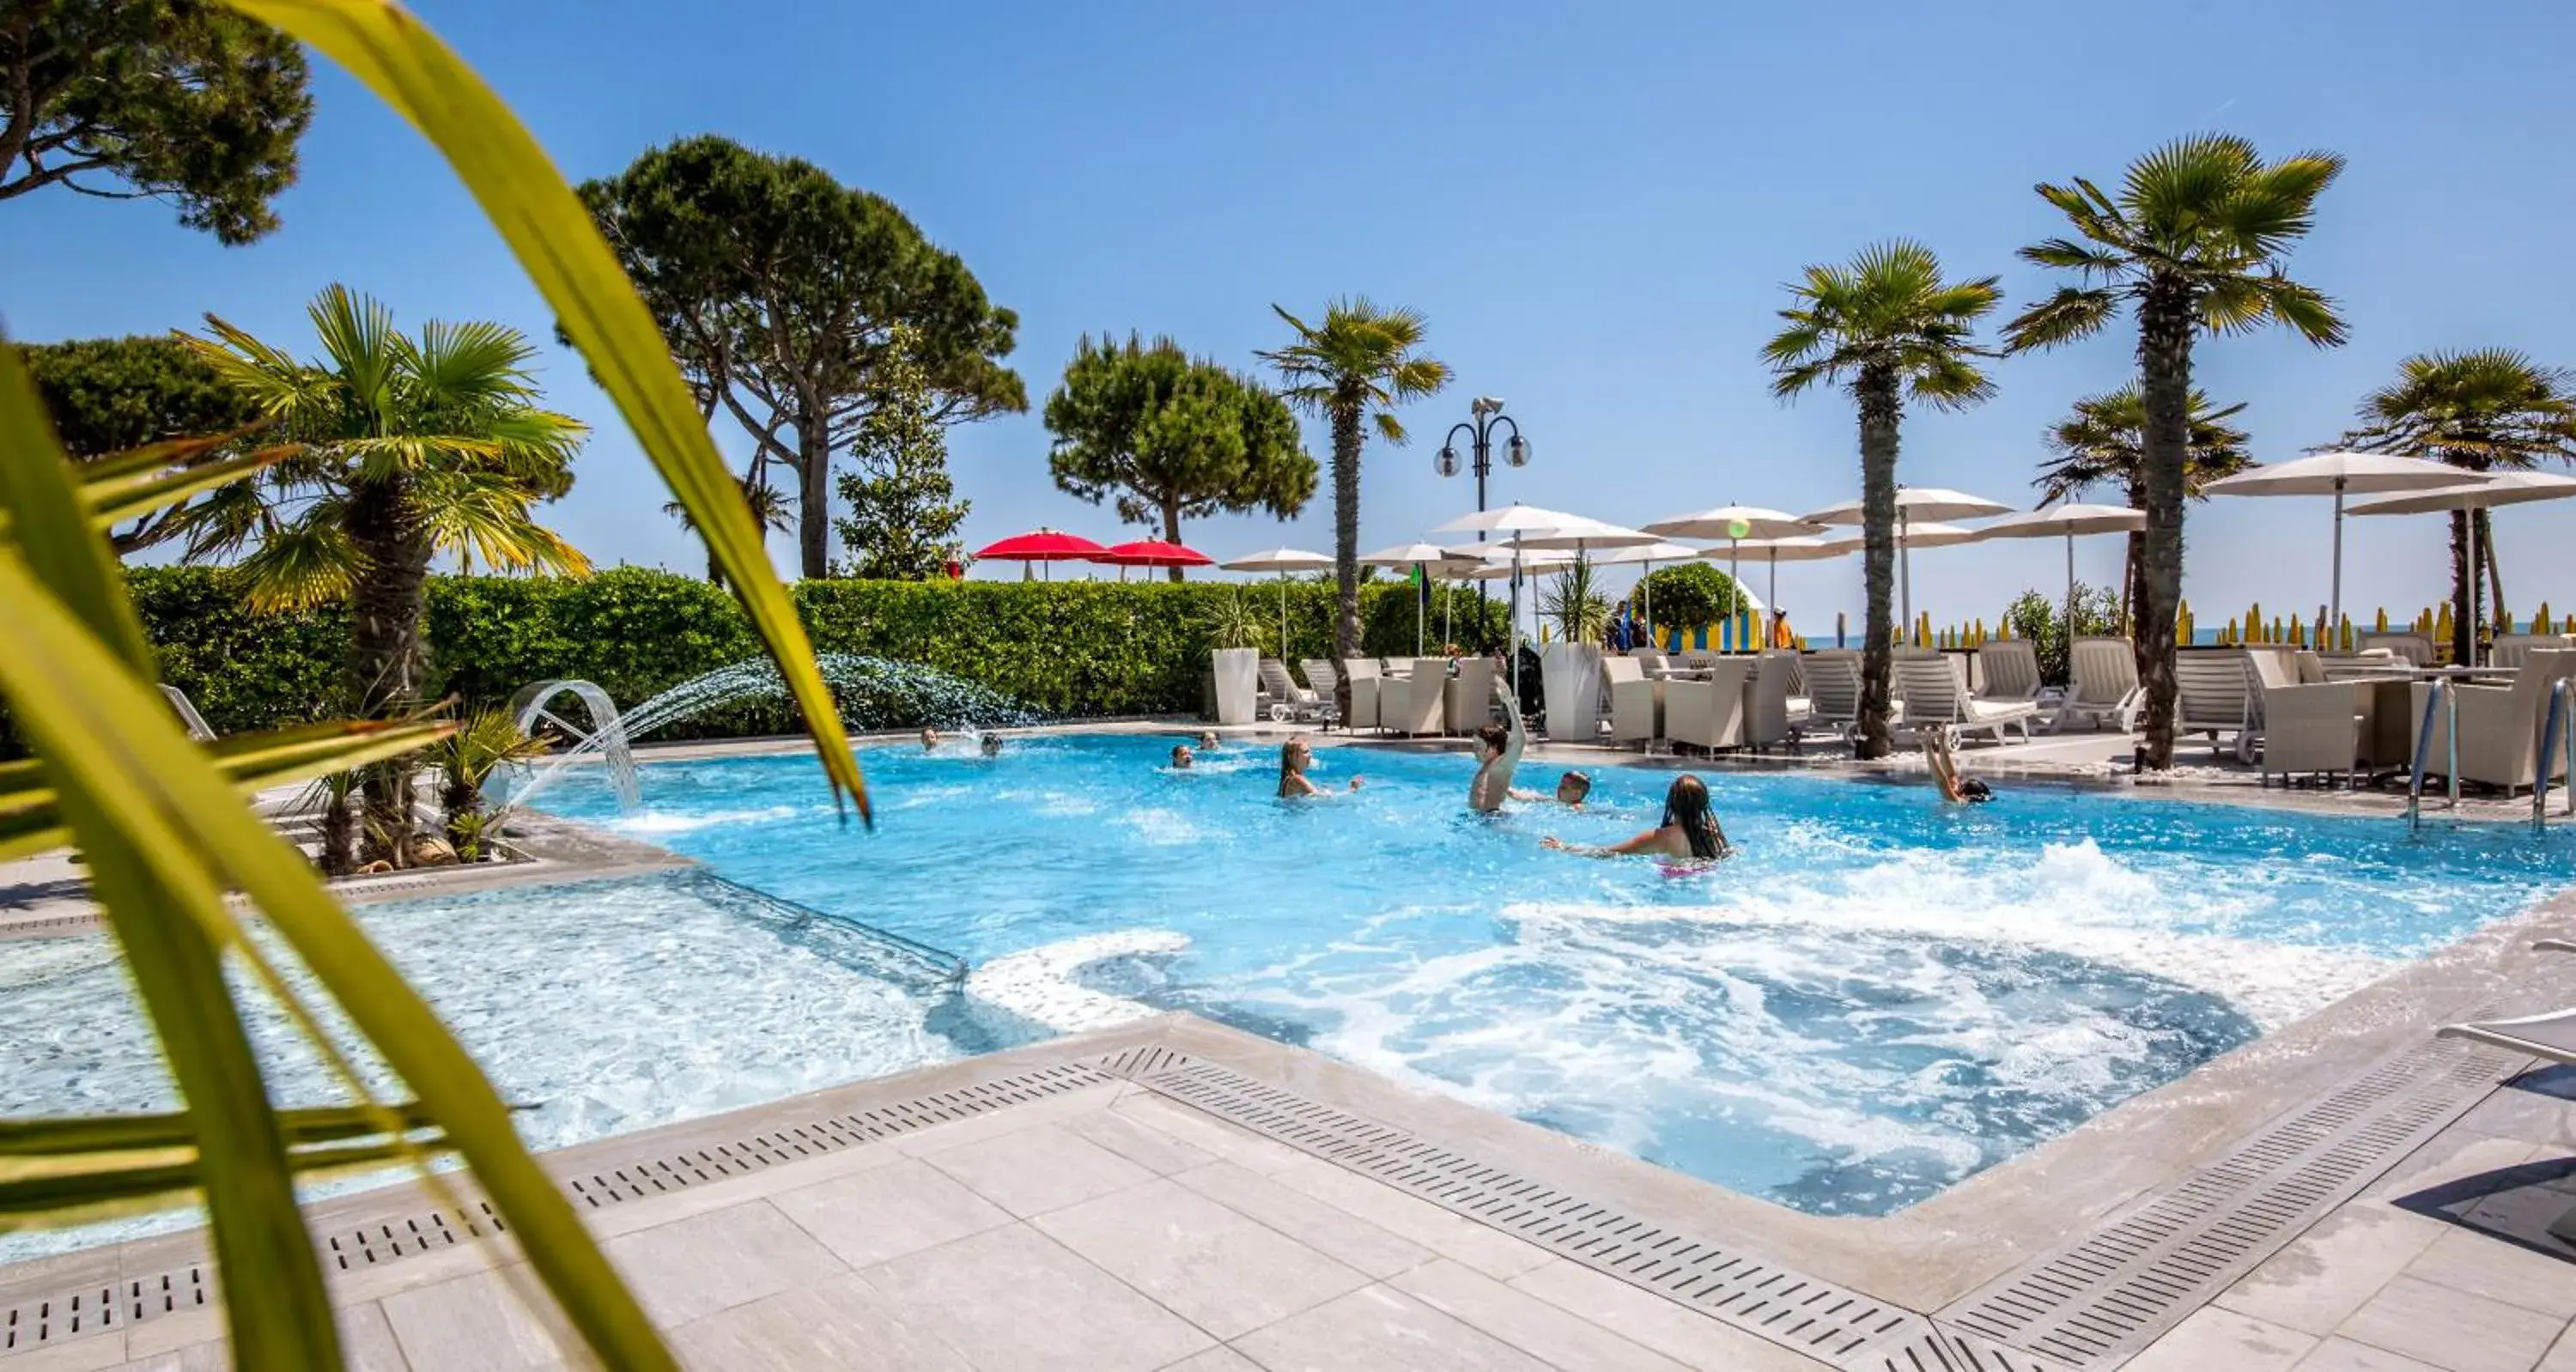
{"left": 1543, "top": 774, "right": 1733, "bottom": 861}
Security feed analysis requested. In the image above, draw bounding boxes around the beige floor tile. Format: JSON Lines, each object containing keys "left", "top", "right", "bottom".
{"left": 1505, "top": 1259, "right": 1832, "bottom": 1370}
{"left": 1390, "top": 1258, "right": 1688, "bottom": 1371}
{"left": 380, "top": 1266, "right": 566, "bottom": 1372}
{"left": 2294, "top": 1336, "right": 2448, "bottom": 1370}
{"left": 2365, "top": 1130, "right": 2543, "bottom": 1205}
{"left": 322, "top": 1229, "right": 510, "bottom": 1308}
{"left": 1173, "top": 1161, "right": 1433, "bottom": 1279}
{"left": 2405, "top": 1226, "right": 2576, "bottom": 1318}
{"left": 604, "top": 1200, "right": 846, "bottom": 1327}
{"left": 2216, "top": 1204, "right": 2451, "bottom": 1335}
{"left": 1262, "top": 1157, "right": 1552, "bottom": 1281}
{"left": 2458, "top": 1076, "right": 2576, "bottom": 1150}
{"left": 1157, "top": 1349, "right": 1263, "bottom": 1371}
{"left": 2544, "top": 1323, "right": 2576, "bottom": 1371}
{"left": 2123, "top": 1306, "right": 2317, "bottom": 1372}
{"left": 127, "top": 1301, "right": 410, "bottom": 1372}
{"left": 667, "top": 1271, "right": 972, "bottom": 1370}
{"left": 2335, "top": 1274, "right": 2563, "bottom": 1372}
{"left": 919, "top": 1121, "right": 1157, "bottom": 1217}
{"left": 1034, "top": 1178, "right": 1370, "bottom": 1339}
{"left": 7, "top": 1333, "right": 129, "bottom": 1372}
{"left": 769, "top": 1156, "right": 1013, "bottom": 1267}
{"left": 1109, "top": 1094, "right": 1313, "bottom": 1175}
{"left": 1063, "top": 1104, "right": 1220, "bottom": 1175}
{"left": 857, "top": 1224, "right": 1213, "bottom": 1372}
{"left": 575, "top": 1140, "right": 908, "bottom": 1241}
{"left": 1230, "top": 1284, "right": 1552, "bottom": 1372}
{"left": 884, "top": 1083, "right": 1123, "bottom": 1157}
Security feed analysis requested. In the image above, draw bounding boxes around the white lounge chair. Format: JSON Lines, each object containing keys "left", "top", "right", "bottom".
{"left": 1802, "top": 652, "right": 1862, "bottom": 741}
{"left": 2175, "top": 651, "right": 2259, "bottom": 763}
{"left": 1258, "top": 658, "right": 1327, "bottom": 724}
{"left": 1341, "top": 659, "right": 1384, "bottom": 732}
{"left": 160, "top": 683, "right": 217, "bottom": 742}
{"left": 2409, "top": 647, "right": 2576, "bottom": 793}
{"left": 2357, "top": 630, "right": 2435, "bottom": 667}
{"left": 1974, "top": 640, "right": 2043, "bottom": 705}
{"left": 2494, "top": 634, "right": 2576, "bottom": 670}
{"left": 1605, "top": 656, "right": 1662, "bottom": 746}
{"left": 1895, "top": 658, "right": 2037, "bottom": 745}
{"left": 2061, "top": 637, "right": 2141, "bottom": 732}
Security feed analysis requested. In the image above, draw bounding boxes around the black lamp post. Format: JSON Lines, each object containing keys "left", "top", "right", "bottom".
{"left": 1437, "top": 398, "right": 1531, "bottom": 634}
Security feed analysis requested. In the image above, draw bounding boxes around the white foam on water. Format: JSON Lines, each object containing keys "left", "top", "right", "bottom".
{"left": 1119, "top": 807, "right": 1208, "bottom": 846}
{"left": 605, "top": 804, "right": 807, "bottom": 835}
{"left": 969, "top": 929, "right": 1186, "bottom": 1032}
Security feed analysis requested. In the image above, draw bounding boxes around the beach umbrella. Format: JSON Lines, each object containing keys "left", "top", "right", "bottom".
{"left": 1585, "top": 540, "right": 1704, "bottom": 647}
{"left": 1643, "top": 504, "right": 1822, "bottom": 630}
{"left": 2200, "top": 452, "right": 2482, "bottom": 628}
{"left": 1360, "top": 542, "right": 1471, "bottom": 655}
{"left": 1099, "top": 538, "right": 1212, "bottom": 582}
{"left": 972, "top": 528, "right": 1109, "bottom": 581}
{"left": 1709, "top": 536, "right": 1851, "bottom": 644}
{"left": 1433, "top": 503, "right": 1623, "bottom": 698}
{"left": 1799, "top": 487, "right": 2010, "bottom": 628}
{"left": 1969, "top": 503, "right": 2145, "bottom": 650}
{"left": 1220, "top": 547, "right": 1333, "bottom": 655}
{"left": 2347, "top": 472, "right": 2576, "bottom": 665}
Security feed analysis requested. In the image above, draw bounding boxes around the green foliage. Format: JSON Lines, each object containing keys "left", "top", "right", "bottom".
{"left": 1628, "top": 561, "right": 1748, "bottom": 629}
{"left": 1045, "top": 334, "right": 1315, "bottom": 561}
{"left": 1761, "top": 240, "right": 2003, "bottom": 410}
{"left": 577, "top": 135, "right": 1024, "bottom": 577}
{"left": 0, "top": 0, "right": 313, "bottom": 243}
{"left": 2003, "top": 583, "right": 2123, "bottom": 685}
{"left": 1200, "top": 587, "right": 1268, "bottom": 652}
{"left": 2036, "top": 385, "right": 2255, "bottom": 505}
{"left": 834, "top": 327, "right": 969, "bottom": 579}
{"left": 19, "top": 335, "right": 260, "bottom": 458}
{"left": 1540, "top": 556, "right": 1611, "bottom": 642}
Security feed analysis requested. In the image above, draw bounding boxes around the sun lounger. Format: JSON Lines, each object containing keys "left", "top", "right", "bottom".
{"left": 2357, "top": 631, "right": 2435, "bottom": 667}
{"left": 2409, "top": 647, "right": 2576, "bottom": 792}
{"left": 2176, "top": 651, "right": 2260, "bottom": 763}
{"left": 2062, "top": 637, "right": 2141, "bottom": 732}
{"left": 2494, "top": 634, "right": 2576, "bottom": 670}
{"left": 1895, "top": 658, "right": 2037, "bottom": 745}
{"left": 1974, "top": 640, "right": 2043, "bottom": 705}
{"left": 1258, "top": 658, "right": 1328, "bottom": 724}
{"left": 160, "top": 683, "right": 217, "bottom": 742}
{"left": 1801, "top": 652, "right": 1861, "bottom": 741}
{"left": 2439, "top": 1007, "right": 2576, "bottom": 1063}
{"left": 1605, "top": 655, "right": 1662, "bottom": 746}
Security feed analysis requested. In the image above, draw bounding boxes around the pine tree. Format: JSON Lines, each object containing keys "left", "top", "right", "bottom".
{"left": 835, "top": 329, "right": 971, "bottom": 580}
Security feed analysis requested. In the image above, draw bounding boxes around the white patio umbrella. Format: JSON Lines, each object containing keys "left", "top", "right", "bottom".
{"left": 1799, "top": 487, "right": 2011, "bottom": 628}
{"left": 1709, "top": 536, "right": 1852, "bottom": 647}
{"left": 1583, "top": 541, "right": 1704, "bottom": 647}
{"left": 2200, "top": 452, "right": 2482, "bottom": 629}
{"left": 1220, "top": 547, "right": 1333, "bottom": 655}
{"left": 1432, "top": 503, "right": 1626, "bottom": 698}
{"left": 1360, "top": 541, "right": 1471, "bottom": 657}
{"left": 1970, "top": 503, "right": 2146, "bottom": 647}
{"left": 1642, "top": 504, "right": 1821, "bottom": 633}
{"left": 2347, "top": 472, "right": 2576, "bottom": 665}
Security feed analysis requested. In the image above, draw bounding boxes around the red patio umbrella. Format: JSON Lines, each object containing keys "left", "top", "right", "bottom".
{"left": 1100, "top": 538, "right": 1212, "bottom": 581}
{"left": 971, "top": 529, "right": 1109, "bottom": 580}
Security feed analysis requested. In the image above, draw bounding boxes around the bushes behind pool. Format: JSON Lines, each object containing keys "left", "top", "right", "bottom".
{"left": 0, "top": 568, "right": 1510, "bottom": 754}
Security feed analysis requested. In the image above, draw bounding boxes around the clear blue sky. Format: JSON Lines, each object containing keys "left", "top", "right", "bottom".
{"left": 10, "top": 0, "right": 2576, "bottom": 631}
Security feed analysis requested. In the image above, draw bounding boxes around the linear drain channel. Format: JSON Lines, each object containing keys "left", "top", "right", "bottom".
{"left": 0, "top": 1060, "right": 1115, "bottom": 1358}
{"left": 1125, "top": 1054, "right": 1935, "bottom": 1369}
{"left": 1941, "top": 1035, "right": 2524, "bottom": 1369}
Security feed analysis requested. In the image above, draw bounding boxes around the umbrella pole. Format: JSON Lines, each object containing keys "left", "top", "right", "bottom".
{"left": 1277, "top": 573, "right": 1288, "bottom": 659}
{"left": 1766, "top": 555, "right": 1779, "bottom": 646}
{"left": 1729, "top": 541, "right": 1742, "bottom": 650}
{"left": 2065, "top": 529, "right": 2077, "bottom": 653}
{"left": 1899, "top": 510, "right": 1913, "bottom": 639}
{"left": 1643, "top": 561, "right": 1654, "bottom": 650}
{"left": 1510, "top": 549, "right": 1522, "bottom": 702}
{"left": 1415, "top": 566, "right": 1424, "bottom": 658}
{"left": 2467, "top": 502, "right": 2481, "bottom": 667}
{"left": 2330, "top": 477, "right": 2346, "bottom": 637}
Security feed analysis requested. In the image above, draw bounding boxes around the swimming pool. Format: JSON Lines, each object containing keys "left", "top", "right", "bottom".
{"left": 538, "top": 735, "right": 2573, "bottom": 1216}
{"left": 0, "top": 870, "right": 1026, "bottom": 1261}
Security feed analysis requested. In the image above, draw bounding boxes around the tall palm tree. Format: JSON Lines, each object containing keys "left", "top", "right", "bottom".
{"left": 2004, "top": 133, "right": 2345, "bottom": 768}
{"left": 2036, "top": 385, "right": 2254, "bottom": 628}
{"left": 2343, "top": 349, "right": 2576, "bottom": 662}
{"left": 1763, "top": 240, "right": 2002, "bottom": 758}
{"left": 1256, "top": 299, "right": 1451, "bottom": 715}
{"left": 170, "top": 285, "right": 588, "bottom": 871}
{"left": 665, "top": 466, "right": 795, "bottom": 586}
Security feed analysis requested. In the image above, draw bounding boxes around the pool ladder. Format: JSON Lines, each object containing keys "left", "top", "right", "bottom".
{"left": 2409, "top": 677, "right": 2576, "bottom": 834}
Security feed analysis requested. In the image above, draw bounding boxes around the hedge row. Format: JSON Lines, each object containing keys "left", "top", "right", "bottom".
{"left": 5, "top": 567, "right": 1511, "bottom": 752}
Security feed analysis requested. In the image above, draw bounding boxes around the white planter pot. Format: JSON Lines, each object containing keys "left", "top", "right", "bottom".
{"left": 1212, "top": 647, "right": 1261, "bottom": 725}
{"left": 1541, "top": 643, "right": 1605, "bottom": 740}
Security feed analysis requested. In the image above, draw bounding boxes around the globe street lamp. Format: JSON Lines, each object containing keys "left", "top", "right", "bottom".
{"left": 1437, "top": 398, "right": 1532, "bottom": 618}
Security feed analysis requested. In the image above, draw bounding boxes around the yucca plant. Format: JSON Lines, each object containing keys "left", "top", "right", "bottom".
{"left": 1540, "top": 553, "right": 1611, "bottom": 644}
{"left": 0, "top": 3, "right": 872, "bottom": 1367}
{"left": 1203, "top": 586, "right": 1270, "bottom": 653}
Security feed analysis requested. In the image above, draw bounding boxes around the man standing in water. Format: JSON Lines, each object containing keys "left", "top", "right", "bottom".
{"left": 1467, "top": 682, "right": 1526, "bottom": 813}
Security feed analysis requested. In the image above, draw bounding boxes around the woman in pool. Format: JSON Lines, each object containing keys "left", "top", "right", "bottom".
{"left": 1170, "top": 744, "right": 1194, "bottom": 769}
{"left": 1277, "top": 736, "right": 1359, "bottom": 798}
{"left": 1543, "top": 774, "right": 1732, "bottom": 860}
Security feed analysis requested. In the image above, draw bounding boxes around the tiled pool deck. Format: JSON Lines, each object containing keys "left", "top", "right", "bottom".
{"left": 7, "top": 724, "right": 2576, "bottom": 1369}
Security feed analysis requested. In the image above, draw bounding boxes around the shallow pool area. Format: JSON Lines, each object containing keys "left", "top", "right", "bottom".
{"left": 529, "top": 734, "right": 2576, "bottom": 1217}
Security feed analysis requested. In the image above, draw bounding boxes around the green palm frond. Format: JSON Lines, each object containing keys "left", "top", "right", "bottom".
{"left": 2003, "top": 287, "right": 2119, "bottom": 353}
{"left": 2036, "top": 385, "right": 2255, "bottom": 503}
{"left": 411, "top": 473, "right": 593, "bottom": 575}
{"left": 403, "top": 318, "right": 542, "bottom": 406}
{"left": 235, "top": 506, "right": 364, "bottom": 610}
{"left": 2344, "top": 349, "right": 2576, "bottom": 472}
{"left": 1759, "top": 240, "right": 2001, "bottom": 403}
{"left": 306, "top": 284, "right": 402, "bottom": 422}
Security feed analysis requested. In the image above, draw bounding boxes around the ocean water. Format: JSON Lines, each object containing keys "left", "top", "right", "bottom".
{"left": 533, "top": 734, "right": 2576, "bottom": 1216}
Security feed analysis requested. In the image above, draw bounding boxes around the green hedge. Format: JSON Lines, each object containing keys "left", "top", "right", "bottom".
{"left": 0, "top": 567, "right": 1509, "bottom": 755}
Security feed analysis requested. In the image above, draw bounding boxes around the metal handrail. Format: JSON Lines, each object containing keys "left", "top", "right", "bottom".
{"left": 2539, "top": 679, "right": 2576, "bottom": 831}
{"left": 2407, "top": 678, "right": 2460, "bottom": 835}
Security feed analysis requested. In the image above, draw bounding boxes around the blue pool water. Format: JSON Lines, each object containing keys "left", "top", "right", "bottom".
{"left": 534, "top": 735, "right": 2576, "bottom": 1215}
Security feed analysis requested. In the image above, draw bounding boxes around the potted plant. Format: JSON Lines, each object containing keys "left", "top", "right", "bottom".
{"left": 1538, "top": 555, "right": 1610, "bottom": 740}
{"left": 1205, "top": 589, "right": 1267, "bottom": 725}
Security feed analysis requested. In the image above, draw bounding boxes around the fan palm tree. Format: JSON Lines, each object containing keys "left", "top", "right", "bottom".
{"left": 2036, "top": 385, "right": 2254, "bottom": 628}
{"left": 2004, "top": 133, "right": 2345, "bottom": 768}
{"left": 1256, "top": 299, "right": 1451, "bottom": 715}
{"left": 1763, "top": 240, "right": 2002, "bottom": 758}
{"left": 170, "top": 285, "right": 589, "bottom": 871}
{"left": 2343, "top": 349, "right": 2576, "bottom": 662}
{"left": 665, "top": 467, "right": 794, "bottom": 586}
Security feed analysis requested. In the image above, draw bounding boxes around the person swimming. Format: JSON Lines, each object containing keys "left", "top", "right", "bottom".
{"left": 1923, "top": 728, "right": 1992, "bottom": 803}
{"left": 919, "top": 725, "right": 941, "bottom": 751}
{"left": 1277, "top": 736, "right": 1359, "bottom": 798}
{"left": 1511, "top": 770, "right": 1591, "bottom": 807}
{"left": 1171, "top": 744, "right": 1194, "bottom": 769}
{"left": 1467, "top": 681, "right": 1526, "bottom": 813}
{"left": 1198, "top": 730, "right": 1220, "bottom": 750}
{"left": 979, "top": 732, "right": 1004, "bottom": 758}
{"left": 1542, "top": 774, "right": 1732, "bottom": 860}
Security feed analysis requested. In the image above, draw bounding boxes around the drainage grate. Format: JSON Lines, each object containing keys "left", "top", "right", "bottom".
{"left": 1868, "top": 1325, "right": 2080, "bottom": 1371}
{"left": 1941, "top": 1035, "right": 2526, "bottom": 1369}
{"left": 1093, "top": 1043, "right": 1195, "bottom": 1079}
{"left": 1127, "top": 1053, "right": 1932, "bottom": 1369}
{"left": 0, "top": 1060, "right": 1115, "bottom": 1357}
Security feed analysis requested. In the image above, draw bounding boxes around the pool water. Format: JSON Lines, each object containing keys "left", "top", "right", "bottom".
{"left": 0, "top": 871, "right": 1020, "bottom": 1261}
{"left": 532, "top": 734, "right": 2576, "bottom": 1216}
